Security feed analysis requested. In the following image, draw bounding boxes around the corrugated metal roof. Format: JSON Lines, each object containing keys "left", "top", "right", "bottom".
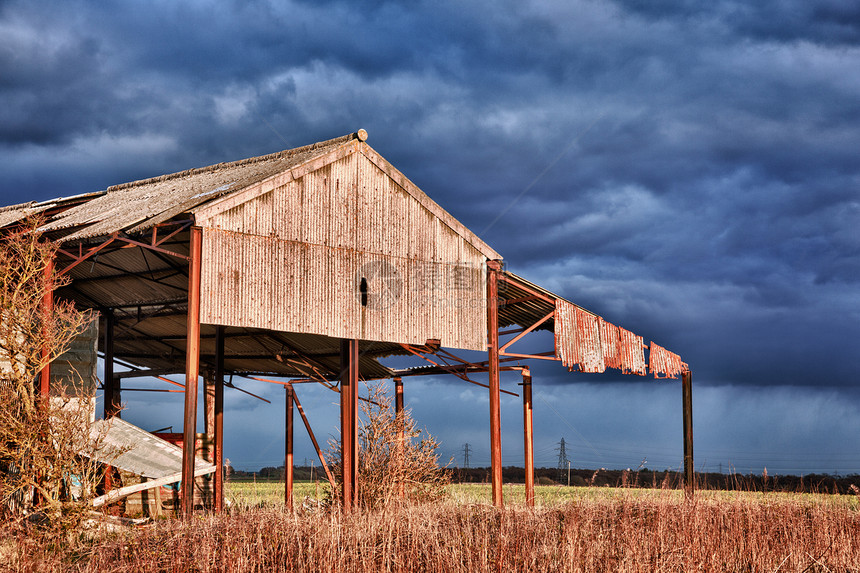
{"left": 499, "top": 271, "right": 601, "bottom": 331}
{"left": 0, "top": 192, "right": 108, "bottom": 230}
{"left": 501, "top": 271, "right": 681, "bottom": 376}
{"left": 0, "top": 201, "right": 39, "bottom": 228}
{"left": 39, "top": 134, "right": 360, "bottom": 241}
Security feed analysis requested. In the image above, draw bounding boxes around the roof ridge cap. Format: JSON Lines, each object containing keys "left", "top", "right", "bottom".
{"left": 106, "top": 131, "right": 365, "bottom": 192}
{"left": 0, "top": 201, "right": 37, "bottom": 213}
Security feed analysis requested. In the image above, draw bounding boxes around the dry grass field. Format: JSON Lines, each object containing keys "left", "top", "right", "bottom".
{"left": 5, "top": 481, "right": 859, "bottom": 572}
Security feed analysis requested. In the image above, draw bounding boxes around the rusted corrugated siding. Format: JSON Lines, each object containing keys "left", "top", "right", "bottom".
{"left": 555, "top": 299, "right": 650, "bottom": 375}
{"left": 619, "top": 327, "right": 647, "bottom": 375}
{"left": 555, "top": 299, "right": 604, "bottom": 373}
{"left": 198, "top": 151, "right": 487, "bottom": 351}
{"left": 600, "top": 319, "right": 621, "bottom": 371}
{"left": 648, "top": 341, "right": 684, "bottom": 379}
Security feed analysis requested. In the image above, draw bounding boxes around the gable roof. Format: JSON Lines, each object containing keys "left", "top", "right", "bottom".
{"left": 21, "top": 130, "right": 500, "bottom": 259}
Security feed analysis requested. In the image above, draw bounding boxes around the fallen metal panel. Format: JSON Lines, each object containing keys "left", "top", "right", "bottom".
{"left": 88, "top": 417, "right": 213, "bottom": 479}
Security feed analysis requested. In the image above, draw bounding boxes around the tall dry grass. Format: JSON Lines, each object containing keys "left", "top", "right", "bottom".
{"left": 7, "top": 488, "right": 859, "bottom": 572}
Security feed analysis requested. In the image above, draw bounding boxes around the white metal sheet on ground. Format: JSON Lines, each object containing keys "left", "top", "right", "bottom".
{"left": 88, "top": 417, "right": 213, "bottom": 479}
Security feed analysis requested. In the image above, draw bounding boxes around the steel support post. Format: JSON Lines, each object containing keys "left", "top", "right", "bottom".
{"left": 682, "top": 369, "right": 694, "bottom": 495}
{"left": 214, "top": 326, "right": 225, "bottom": 513}
{"left": 204, "top": 373, "right": 215, "bottom": 460}
{"left": 102, "top": 308, "right": 117, "bottom": 492}
{"left": 39, "top": 255, "right": 53, "bottom": 397}
{"left": 181, "top": 226, "right": 203, "bottom": 517}
{"left": 340, "top": 339, "right": 359, "bottom": 510}
{"left": 394, "top": 376, "right": 404, "bottom": 498}
{"left": 285, "top": 385, "right": 294, "bottom": 509}
{"left": 522, "top": 367, "right": 535, "bottom": 507}
{"left": 202, "top": 372, "right": 215, "bottom": 511}
{"left": 394, "top": 376, "right": 404, "bottom": 418}
{"left": 487, "top": 260, "right": 503, "bottom": 507}
{"left": 102, "top": 309, "right": 121, "bottom": 418}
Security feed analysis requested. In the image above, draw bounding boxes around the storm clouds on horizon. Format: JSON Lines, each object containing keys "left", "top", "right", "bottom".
{"left": 2, "top": 0, "right": 859, "bottom": 473}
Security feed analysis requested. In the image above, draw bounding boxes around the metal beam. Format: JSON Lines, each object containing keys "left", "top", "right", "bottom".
{"left": 522, "top": 368, "right": 535, "bottom": 507}
{"left": 340, "top": 339, "right": 359, "bottom": 510}
{"left": 203, "top": 371, "right": 215, "bottom": 510}
{"left": 114, "top": 234, "right": 190, "bottom": 261}
{"left": 395, "top": 376, "right": 404, "bottom": 499}
{"left": 394, "top": 376, "right": 404, "bottom": 418}
{"left": 682, "top": 369, "right": 694, "bottom": 495}
{"left": 499, "top": 310, "right": 554, "bottom": 353}
{"left": 487, "top": 260, "right": 503, "bottom": 507}
{"left": 56, "top": 233, "right": 119, "bottom": 275}
{"left": 214, "top": 326, "right": 225, "bottom": 513}
{"left": 285, "top": 385, "right": 294, "bottom": 509}
{"left": 290, "top": 385, "right": 336, "bottom": 490}
{"left": 69, "top": 267, "right": 184, "bottom": 288}
{"left": 103, "top": 309, "right": 120, "bottom": 418}
{"left": 181, "top": 227, "right": 202, "bottom": 517}
{"left": 114, "top": 367, "right": 182, "bottom": 380}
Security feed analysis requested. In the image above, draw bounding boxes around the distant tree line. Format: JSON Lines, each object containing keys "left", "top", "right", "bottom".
{"left": 233, "top": 464, "right": 860, "bottom": 495}
{"left": 450, "top": 466, "right": 860, "bottom": 495}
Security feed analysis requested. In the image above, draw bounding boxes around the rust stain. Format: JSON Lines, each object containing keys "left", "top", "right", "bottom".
{"left": 619, "top": 327, "right": 647, "bottom": 376}
{"left": 556, "top": 299, "right": 652, "bottom": 376}
{"left": 648, "top": 341, "right": 684, "bottom": 379}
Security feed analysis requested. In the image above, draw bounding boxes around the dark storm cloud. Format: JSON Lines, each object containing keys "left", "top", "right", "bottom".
{"left": 1, "top": 0, "right": 859, "bottom": 395}
{"left": 617, "top": 0, "right": 860, "bottom": 45}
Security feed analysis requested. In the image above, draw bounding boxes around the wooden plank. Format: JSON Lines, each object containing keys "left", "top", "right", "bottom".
{"left": 92, "top": 465, "right": 216, "bottom": 508}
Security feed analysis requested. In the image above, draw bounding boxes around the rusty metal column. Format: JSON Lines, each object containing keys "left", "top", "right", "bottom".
{"left": 522, "top": 367, "right": 535, "bottom": 507}
{"left": 487, "top": 259, "right": 503, "bottom": 507}
{"left": 394, "top": 376, "right": 404, "bottom": 420}
{"left": 204, "top": 373, "right": 215, "bottom": 460}
{"left": 102, "top": 308, "right": 118, "bottom": 493}
{"left": 394, "top": 376, "right": 404, "bottom": 498}
{"left": 285, "top": 384, "right": 294, "bottom": 509}
{"left": 214, "top": 325, "right": 225, "bottom": 513}
{"left": 340, "top": 339, "right": 359, "bottom": 510}
{"left": 682, "top": 369, "right": 694, "bottom": 495}
{"left": 102, "top": 309, "right": 120, "bottom": 418}
{"left": 39, "top": 255, "right": 53, "bottom": 397}
{"left": 202, "top": 372, "right": 215, "bottom": 511}
{"left": 181, "top": 226, "right": 203, "bottom": 517}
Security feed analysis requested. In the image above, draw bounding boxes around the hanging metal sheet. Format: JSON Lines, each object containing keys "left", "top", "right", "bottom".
{"left": 649, "top": 341, "right": 684, "bottom": 379}
{"left": 600, "top": 318, "right": 621, "bottom": 371}
{"left": 554, "top": 299, "right": 604, "bottom": 373}
{"left": 619, "top": 327, "right": 647, "bottom": 376}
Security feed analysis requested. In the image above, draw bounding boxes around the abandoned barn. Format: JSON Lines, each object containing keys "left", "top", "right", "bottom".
{"left": 0, "top": 130, "right": 691, "bottom": 514}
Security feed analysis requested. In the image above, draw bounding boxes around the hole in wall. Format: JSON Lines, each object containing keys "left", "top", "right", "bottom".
{"left": 360, "top": 277, "right": 368, "bottom": 307}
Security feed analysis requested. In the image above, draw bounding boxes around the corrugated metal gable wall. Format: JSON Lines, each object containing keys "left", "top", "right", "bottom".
{"left": 198, "top": 150, "right": 487, "bottom": 350}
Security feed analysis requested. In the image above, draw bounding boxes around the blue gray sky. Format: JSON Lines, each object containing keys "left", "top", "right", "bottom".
{"left": 2, "top": 0, "right": 859, "bottom": 475}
